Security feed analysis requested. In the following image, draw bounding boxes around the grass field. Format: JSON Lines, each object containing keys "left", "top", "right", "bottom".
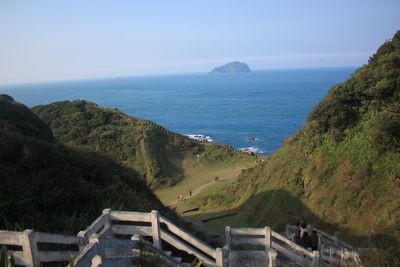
{"left": 176, "top": 177, "right": 252, "bottom": 234}
{"left": 155, "top": 158, "right": 255, "bottom": 205}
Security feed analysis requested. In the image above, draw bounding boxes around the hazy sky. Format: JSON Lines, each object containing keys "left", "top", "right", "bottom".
{"left": 1, "top": 1, "right": 399, "bottom": 84}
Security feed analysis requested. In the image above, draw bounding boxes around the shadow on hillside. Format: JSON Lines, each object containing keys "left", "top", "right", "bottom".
{"left": 186, "top": 189, "right": 400, "bottom": 251}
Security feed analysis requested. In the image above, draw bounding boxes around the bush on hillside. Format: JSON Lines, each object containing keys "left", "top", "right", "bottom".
{"left": 0, "top": 96, "right": 174, "bottom": 233}
{"left": 307, "top": 31, "right": 400, "bottom": 143}
{"left": 308, "top": 93, "right": 359, "bottom": 140}
{"left": 369, "top": 108, "right": 400, "bottom": 153}
{"left": 32, "top": 100, "right": 251, "bottom": 188}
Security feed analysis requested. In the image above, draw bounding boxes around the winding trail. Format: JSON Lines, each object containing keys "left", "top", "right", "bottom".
{"left": 167, "top": 169, "right": 244, "bottom": 241}
{"left": 170, "top": 169, "right": 243, "bottom": 206}
{"left": 165, "top": 167, "right": 250, "bottom": 242}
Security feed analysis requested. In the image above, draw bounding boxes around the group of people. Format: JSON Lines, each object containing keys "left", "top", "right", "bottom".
{"left": 177, "top": 194, "right": 184, "bottom": 202}
{"left": 176, "top": 190, "right": 192, "bottom": 202}
{"left": 290, "top": 222, "right": 319, "bottom": 251}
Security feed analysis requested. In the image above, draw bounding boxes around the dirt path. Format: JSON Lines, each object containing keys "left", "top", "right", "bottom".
{"left": 171, "top": 170, "right": 241, "bottom": 206}
{"left": 169, "top": 169, "right": 243, "bottom": 239}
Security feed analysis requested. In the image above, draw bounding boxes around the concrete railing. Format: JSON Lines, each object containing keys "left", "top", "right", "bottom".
{"left": 224, "top": 226, "right": 278, "bottom": 267}
{"left": 272, "top": 230, "right": 319, "bottom": 267}
{"left": 73, "top": 233, "right": 151, "bottom": 267}
{"left": 314, "top": 228, "right": 355, "bottom": 251}
{"left": 319, "top": 245, "right": 363, "bottom": 267}
{"left": 286, "top": 225, "right": 363, "bottom": 267}
{"left": 0, "top": 229, "right": 79, "bottom": 267}
{"left": 109, "top": 210, "right": 219, "bottom": 266}
{"left": 1, "top": 210, "right": 361, "bottom": 267}
{"left": 225, "top": 226, "right": 320, "bottom": 267}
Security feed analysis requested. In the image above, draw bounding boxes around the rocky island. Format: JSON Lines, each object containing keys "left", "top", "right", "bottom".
{"left": 210, "top": 61, "right": 251, "bottom": 74}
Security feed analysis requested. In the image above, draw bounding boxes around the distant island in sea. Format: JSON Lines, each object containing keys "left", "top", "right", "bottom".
{"left": 210, "top": 61, "right": 251, "bottom": 74}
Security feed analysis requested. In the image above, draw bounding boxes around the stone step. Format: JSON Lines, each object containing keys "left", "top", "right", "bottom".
{"left": 229, "top": 251, "right": 267, "bottom": 267}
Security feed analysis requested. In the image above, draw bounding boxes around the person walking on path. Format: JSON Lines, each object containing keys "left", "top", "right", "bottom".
{"left": 300, "top": 231, "right": 312, "bottom": 249}
{"left": 300, "top": 222, "right": 311, "bottom": 239}
{"left": 311, "top": 230, "right": 319, "bottom": 251}
{"left": 189, "top": 189, "right": 192, "bottom": 197}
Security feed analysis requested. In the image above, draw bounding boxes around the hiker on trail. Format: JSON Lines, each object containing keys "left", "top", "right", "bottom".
{"left": 189, "top": 189, "right": 192, "bottom": 197}
{"left": 300, "top": 231, "right": 312, "bottom": 249}
{"left": 179, "top": 194, "right": 183, "bottom": 201}
{"left": 300, "top": 222, "right": 310, "bottom": 239}
{"left": 311, "top": 230, "right": 319, "bottom": 251}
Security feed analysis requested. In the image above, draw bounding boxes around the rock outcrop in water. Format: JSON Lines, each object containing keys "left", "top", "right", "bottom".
{"left": 210, "top": 61, "right": 251, "bottom": 74}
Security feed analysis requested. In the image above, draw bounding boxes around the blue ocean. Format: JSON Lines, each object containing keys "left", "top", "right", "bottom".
{"left": 0, "top": 68, "right": 355, "bottom": 154}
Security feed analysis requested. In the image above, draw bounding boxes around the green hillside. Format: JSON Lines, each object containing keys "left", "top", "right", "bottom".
{"left": 32, "top": 100, "right": 253, "bottom": 189}
{"left": 185, "top": 31, "right": 400, "bottom": 264}
{"left": 0, "top": 95, "right": 173, "bottom": 233}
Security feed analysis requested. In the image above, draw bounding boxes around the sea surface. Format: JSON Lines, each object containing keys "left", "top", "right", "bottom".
{"left": 0, "top": 68, "right": 356, "bottom": 154}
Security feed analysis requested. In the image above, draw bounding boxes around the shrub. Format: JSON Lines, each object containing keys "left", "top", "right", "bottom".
{"left": 369, "top": 109, "right": 400, "bottom": 153}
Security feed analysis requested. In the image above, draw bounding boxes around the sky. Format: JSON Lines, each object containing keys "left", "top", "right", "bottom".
{"left": 0, "top": 1, "right": 399, "bottom": 84}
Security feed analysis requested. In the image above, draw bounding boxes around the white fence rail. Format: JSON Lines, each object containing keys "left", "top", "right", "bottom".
{"left": 0, "top": 210, "right": 362, "bottom": 267}
{"left": 225, "top": 226, "right": 320, "bottom": 267}
{"left": 0, "top": 229, "right": 79, "bottom": 267}
{"left": 286, "top": 225, "right": 363, "bottom": 267}
{"left": 224, "top": 226, "right": 278, "bottom": 267}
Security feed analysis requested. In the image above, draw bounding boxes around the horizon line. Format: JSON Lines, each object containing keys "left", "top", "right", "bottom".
{"left": 0, "top": 65, "right": 359, "bottom": 88}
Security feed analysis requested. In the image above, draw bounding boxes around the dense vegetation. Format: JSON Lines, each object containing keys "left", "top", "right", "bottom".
{"left": 191, "top": 31, "right": 400, "bottom": 265}
{"left": 32, "top": 101, "right": 251, "bottom": 188}
{"left": 0, "top": 95, "right": 173, "bottom": 233}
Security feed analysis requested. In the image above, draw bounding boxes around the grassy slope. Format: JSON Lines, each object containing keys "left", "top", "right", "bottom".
{"left": 32, "top": 100, "right": 254, "bottom": 189}
{"left": 156, "top": 158, "right": 254, "bottom": 204}
{"left": 182, "top": 31, "right": 400, "bottom": 263}
{"left": 0, "top": 95, "right": 174, "bottom": 233}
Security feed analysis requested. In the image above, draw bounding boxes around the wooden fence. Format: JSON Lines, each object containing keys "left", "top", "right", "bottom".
{"left": 224, "top": 226, "right": 319, "bottom": 267}
{"left": 108, "top": 209, "right": 219, "bottom": 266}
{"left": 286, "top": 225, "right": 363, "bottom": 267}
{"left": 0, "top": 229, "right": 79, "bottom": 267}
{"left": 0, "top": 210, "right": 219, "bottom": 267}
{"left": 0, "top": 210, "right": 362, "bottom": 267}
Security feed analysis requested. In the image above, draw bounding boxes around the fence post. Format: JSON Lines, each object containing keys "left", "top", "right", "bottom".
{"left": 317, "top": 233, "right": 322, "bottom": 252}
{"left": 90, "top": 233, "right": 105, "bottom": 265}
{"left": 102, "top": 208, "right": 112, "bottom": 237}
{"left": 285, "top": 225, "right": 289, "bottom": 239}
{"left": 91, "top": 255, "right": 102, "bottom": 267}
{"left": 340, "top": 249, "right": 344, "bottom": 267}
{"left": 264, "top": 226, "right": 271, "bottom": 249}
{"left": 223, "top": 245, "right": 229, "bottom": 267}
{"left": 333, "top": 234, "right": 338, "bottom": 246}
{"left": 150, "top": 210, "right": 161, "bottom": 249}
{"left": 312, "top": 250, "right": 320, "bottom": 267}
{"left": 320, "top": 244, "right": 324, "bottom": 264}
{"left": 216, "top": 248, "right": 224, "bottom": 267}
{"left": 225, "top": 226, "right": 231, "bottom": 250}
{"left": 21, "top": 229, "right": 39, "bottom": 267}
{"left": 268, "top": 248, "right": 277, "bottom": 267}
{"left": 77, "top": 231, "right": 87, "bottom": 251}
